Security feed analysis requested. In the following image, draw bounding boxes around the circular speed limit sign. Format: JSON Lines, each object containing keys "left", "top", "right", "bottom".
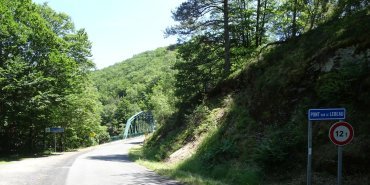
{"left": 329, "top": 122, "right": 354, "bottom": 146}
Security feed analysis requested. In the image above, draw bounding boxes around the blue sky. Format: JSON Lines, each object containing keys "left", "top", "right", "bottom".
{"left": 33, "top": 0, "right": 184, "bottom": 69}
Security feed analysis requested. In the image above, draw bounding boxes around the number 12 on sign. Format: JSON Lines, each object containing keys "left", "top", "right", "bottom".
{"left": 336, "top": 131, "right": 347, "bottom": 137}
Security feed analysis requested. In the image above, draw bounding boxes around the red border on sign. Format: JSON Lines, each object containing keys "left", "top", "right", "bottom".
{"left": 329, "top": 122, "right": 354, "bottom": 146}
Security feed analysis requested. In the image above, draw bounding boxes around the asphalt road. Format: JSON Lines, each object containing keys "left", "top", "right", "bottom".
{"left": 0, "top": 136, "right": 180, "bottom": 185}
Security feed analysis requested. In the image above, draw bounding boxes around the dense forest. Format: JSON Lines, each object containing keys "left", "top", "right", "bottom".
{"left": 0, "top": 0, "right": 108, "bottom": 154}
{"left": 91, "top": 48, "right": 178, "bottom": 137}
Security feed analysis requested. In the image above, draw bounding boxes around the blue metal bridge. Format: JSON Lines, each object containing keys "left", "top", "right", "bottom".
{"left": 122, "top": 111, "right": 155, "bottom": 139}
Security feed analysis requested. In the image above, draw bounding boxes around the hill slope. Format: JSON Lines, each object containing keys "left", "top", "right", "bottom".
{"left": 92, "top": 48, "right": 178, "bottom": 137}
{"left": 141, "top": 10, "right": 370, "bottom": 185}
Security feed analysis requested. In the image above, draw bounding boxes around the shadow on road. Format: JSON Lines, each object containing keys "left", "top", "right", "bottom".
{"left": 0, "top": 153, "right": 62, "bottom": 163}
{"left": 125, "top": 141, "right": 143, "bottom": 145}
{"left": 86, "top": 154, "right": 132, "bottom": 163}
{"left": 112, "top": 172, "right": 182, "bottom": 185}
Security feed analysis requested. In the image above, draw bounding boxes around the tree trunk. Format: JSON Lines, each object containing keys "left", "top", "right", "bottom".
{"left": 241, "top": 0, "right": 249, "bottom": 47}
{"left": 292, "top": 0, "right": 298, "bottom": 37}
{"left": 309, "top": 0, "right": 320, "bottom": 30}
{"left": 259, "top": 0, "right": 268, "bottom": 45}
{"left": 28, "top": 125, "right": 34, "bottom": 152}
{"left": 223, "top": 0, "right": 231, "bottom": 75}
{"left": 256, "top": 0, "right": 261, "bottom": 47}
{"left": 240, "top": 0, "right": 247, "bottom": 47}
{"left": 43, "top": 126, "right": 46, "bottom": 151}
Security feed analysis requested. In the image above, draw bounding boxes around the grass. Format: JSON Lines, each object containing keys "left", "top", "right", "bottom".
{"left": 129, "top": 146, "right": 227, "bottom": 185}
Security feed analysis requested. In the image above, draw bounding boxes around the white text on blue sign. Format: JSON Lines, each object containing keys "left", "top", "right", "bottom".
{"left": 308, "top": 108, "right": 346, "bottom": 121}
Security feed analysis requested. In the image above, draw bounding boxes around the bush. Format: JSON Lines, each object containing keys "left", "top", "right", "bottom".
{"left": 253, "top": 122, "right": 305, "bottom": 174}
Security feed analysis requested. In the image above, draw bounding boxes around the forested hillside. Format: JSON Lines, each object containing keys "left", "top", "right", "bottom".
{"left": 0, "top": 0, "right": 108, "bottom": 154}
{"left": 132, "top": 0, "right": 370, "bottom": 184}
{"left": 91, "top": 48, "right": 178, "bottom": 137}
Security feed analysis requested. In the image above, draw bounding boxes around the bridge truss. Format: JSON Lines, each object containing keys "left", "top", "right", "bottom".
{"left": 123, "top": 111, "right": 155, "bottom": 139}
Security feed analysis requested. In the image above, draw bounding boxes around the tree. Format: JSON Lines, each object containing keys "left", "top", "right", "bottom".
{"left": 333, "top": 0, "right": 369, "bottom": 18}
{"left": 174, "top": 36, "right": 222, "bottom": 104}
{"left": 304, "top": 0, "right": 325, "bottom": 30}
{"left": 167, "top": 0, "right": 232, "bottom": 75}
{"left": 59, "top": 79, "right": 106, "bottom": 147}
{"left": 0, "top": 0, "right": 106, "bottom": 153}
{"left": 229, "top": 0, "right": 253, "bottom": 48}
{"left": 269, "top": 0, "right": 305, "bottom": 39}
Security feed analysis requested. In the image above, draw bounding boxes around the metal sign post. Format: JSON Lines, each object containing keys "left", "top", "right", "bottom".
{"left": 307, "top": 108, "right": 346, "bottom": 185}
{"left": 45, "top": 127, "right": 65, "bottom": 152}
{"left": 338, "top": 146, "right": 343, "bottom": 185}
{"left": 307, "top": 120, "right": 312, "bottom": 185}
{"left": 54, "top": 133, "right": 57, "bottom": 152}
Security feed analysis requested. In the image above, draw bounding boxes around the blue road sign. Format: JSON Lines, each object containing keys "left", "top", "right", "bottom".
{"left": 308, "top": 108, "right": 346, "bottom": 121}
{"left": 49, "top": 127, "right": 64, "bottom": 133}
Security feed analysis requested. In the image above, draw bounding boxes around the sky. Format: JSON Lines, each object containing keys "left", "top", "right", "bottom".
{"left": 32, "top": 0, "right": 184, "bottom": 69}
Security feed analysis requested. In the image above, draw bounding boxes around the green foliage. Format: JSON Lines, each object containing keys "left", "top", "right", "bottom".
{"left": 92, "top": 48, "right": 178, "bottom": 136}
{"left": 0, "top": 0, "right": 107, "bottom": 154}
{"left": 315, "top": 47, "right": 369, "bottom": 103}
{"left": 253, "top": 122, "right": 305, "bottom": 173}
{"left": 59, "top": 80, "right": 106, "bottom": 147}
{"left": 315, "top": 72, "right": 349, "bottom": 101}
{"left": 174, "top": 36, "right": 223, "bottom": 108}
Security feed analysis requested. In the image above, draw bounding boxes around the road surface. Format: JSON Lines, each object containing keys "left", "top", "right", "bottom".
{"left": 0, "top": 136, "right": 180, "bottom": 185}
